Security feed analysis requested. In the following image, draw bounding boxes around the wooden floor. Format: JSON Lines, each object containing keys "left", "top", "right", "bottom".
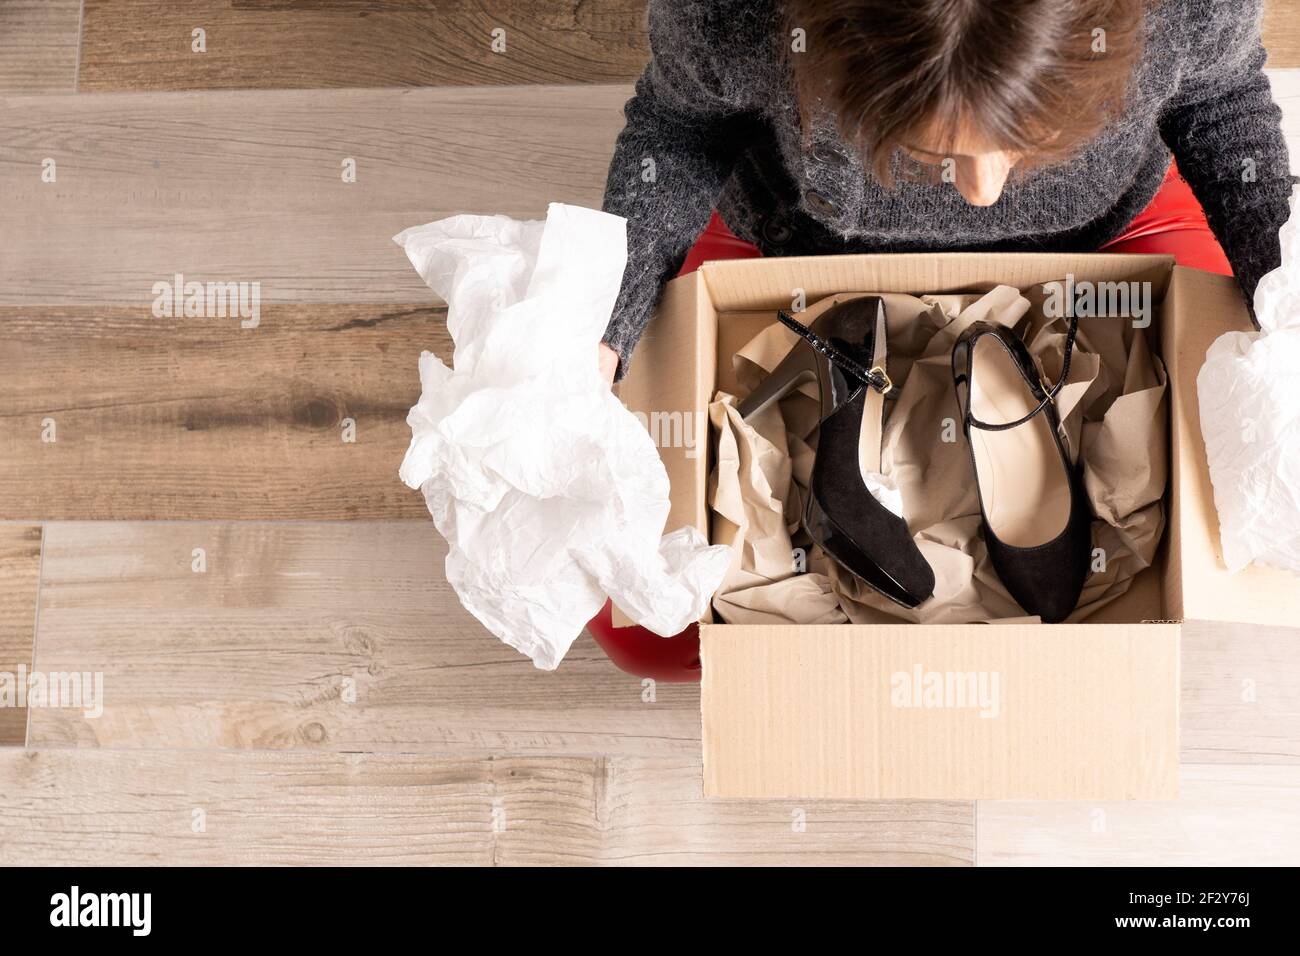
{"left": 1, "top": 0, "right": 1300, "bottom": 866}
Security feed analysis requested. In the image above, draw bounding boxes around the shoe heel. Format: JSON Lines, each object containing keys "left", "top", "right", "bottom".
{"left": 737, "top": 339, "right": 821, "bottom": 421}
{"left": 804, "top": 491, "right": 833, "bottom": 542}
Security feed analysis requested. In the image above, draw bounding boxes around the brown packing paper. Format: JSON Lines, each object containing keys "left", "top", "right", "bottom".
{"left": 707, "top": 397, "right": 848, "bottom": 624}
{"left": 708, "top": 284, "right": 1168, "bottom": 625}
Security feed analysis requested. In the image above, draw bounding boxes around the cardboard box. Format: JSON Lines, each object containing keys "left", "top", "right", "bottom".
{"left": 620, "top": 252, "right": 1300, "bottom": 801}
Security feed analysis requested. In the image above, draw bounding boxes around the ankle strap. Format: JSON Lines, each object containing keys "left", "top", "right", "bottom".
{"left": 966, "top": 313, "right": 1079, "bottom": 432}
{"left": 777, "top": 310, "right": 893, "bottom": 395}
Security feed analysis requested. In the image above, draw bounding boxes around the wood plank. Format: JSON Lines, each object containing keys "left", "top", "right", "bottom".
{"left": 0, "top": 0, "right": 82, "bottom": 92}
{"left": 0, "top": 86, "right": 627, "bottom": 306}
{"left": 2, "top": 304, "right": 440, "bottom": 519}
{"left": 0, "top": 526, "right": 43, "bottom": 745}
{"left": 1268, "top": 68, "right": 1300, "bottom": 175}
{"left": 25, "top": 520, "right": 1300, "bottom": 760}
{"left": 65, "top": 0, "right": 1300, "bottom": 88}
{"left": 1181, "top": 620, "right": 1300, "bottom": 763}
{"left": 1264, "top": 1, "right": 1300, "bottom": 69}
{"left": 78, "top": 0, "right": 649, "bottom": 91}
{"left": 0, "top": 749, "right": 972, "bottom": 865}
{"left": 976, "top": 763, "right": 1300, "bottom": 866}
{"left": 1, "top": 79, "right": 1289, "bottom": 310}
{"left": 27, "top": 521, "right": 703, "bottom": 754}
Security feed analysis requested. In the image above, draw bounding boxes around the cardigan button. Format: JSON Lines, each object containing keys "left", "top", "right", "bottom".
{"left": 810, "top": 143, "right": 847, "bottom": 166}
{"left": 762, "top": 218, "right": 792, "bottom": 245}
{"left": 805, "top": 190, "right": 838, "bottom": 216}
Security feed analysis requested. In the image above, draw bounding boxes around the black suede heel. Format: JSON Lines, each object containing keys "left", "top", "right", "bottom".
{"left": 740, "top": 297, "right": 935, "bottom": 609}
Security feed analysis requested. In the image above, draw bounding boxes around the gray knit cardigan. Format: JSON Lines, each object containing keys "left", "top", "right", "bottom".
{"left": 600, "top": 0, "right": 1294, "bottom": 378}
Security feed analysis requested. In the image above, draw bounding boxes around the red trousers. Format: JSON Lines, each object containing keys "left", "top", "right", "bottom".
{"left": 588, "top": 163, "right": 1230, "bottom": 681}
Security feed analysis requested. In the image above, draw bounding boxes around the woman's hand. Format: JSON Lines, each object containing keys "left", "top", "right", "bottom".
{"left": 597, "top": 342, "right": 620, "bottom": 386}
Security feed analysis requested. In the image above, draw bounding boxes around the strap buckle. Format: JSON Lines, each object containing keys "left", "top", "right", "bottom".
{"left": 776, "top": 309, "right": 893, "bottom": 396}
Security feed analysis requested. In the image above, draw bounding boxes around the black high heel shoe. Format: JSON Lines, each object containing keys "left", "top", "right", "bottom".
{"left": 951, "top": 316, "right": 1092, "bottom": 622}
{"left": 739, "top": 297, "right": 935, "bottom": 609}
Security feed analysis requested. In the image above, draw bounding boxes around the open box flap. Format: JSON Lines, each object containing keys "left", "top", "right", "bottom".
{"left": 617, "top": 269, "right": 714, "bottom": 534}
{"left": 698, "top": 251, "right": 1174, "bottom": 312}
{"left": 701, "top": 622, "right": 1179, "bottom": 800}
{"left": 615, "top": 271, "right": 716, "bottom": 628}
{"left": 1162, "top": 266, "right": 1300, "bottom": 627}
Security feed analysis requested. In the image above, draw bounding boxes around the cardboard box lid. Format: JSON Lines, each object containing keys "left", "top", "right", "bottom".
{"left": 701, "top": 623, "right": 1180, "bottom": 800}
{"left": 1161, "top": 266, "right": 1300, "bottom": 628}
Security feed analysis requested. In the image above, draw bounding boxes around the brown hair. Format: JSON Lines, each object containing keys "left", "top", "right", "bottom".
{"left": 784, "top": 0, "right": 1144, "bottom": 183}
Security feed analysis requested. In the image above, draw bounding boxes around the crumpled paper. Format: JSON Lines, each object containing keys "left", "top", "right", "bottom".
{"left": 394, "top": 203, "right": 731, "bottom": 669}
{"left": 1198, "top": 185, "right": 1300, "bottom": 572}
{"left": 710, "top": 285, "right": 1168, "bottom": 624}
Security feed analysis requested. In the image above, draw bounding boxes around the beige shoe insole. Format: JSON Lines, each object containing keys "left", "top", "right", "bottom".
{"left": 969, "top": 338, "right": 1071, "bottom": 549}
{"left": 858, "top": 308, "right": 887, "bottom": 480}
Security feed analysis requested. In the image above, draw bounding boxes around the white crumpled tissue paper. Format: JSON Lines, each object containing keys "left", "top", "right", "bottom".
{"left": 1197, "top": 184, "right": 1300, "bottom": 573}
{"left": 394, "top": 203, "right": 732, "bottom": 669}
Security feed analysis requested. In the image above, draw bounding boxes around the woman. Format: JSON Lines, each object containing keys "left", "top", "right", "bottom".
{"left": 597, "top": 0, "right": 1291, "bottom": 381}
{"left": 587, "top": 0, "right": 1294, "bottom": 677}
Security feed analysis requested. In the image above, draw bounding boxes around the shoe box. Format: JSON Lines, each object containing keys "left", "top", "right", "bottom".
{"left": 617, "top": 252, "right": 1300, "bottom": 800}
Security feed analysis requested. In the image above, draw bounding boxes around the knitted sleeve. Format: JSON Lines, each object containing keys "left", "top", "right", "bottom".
{"left": 600, "top": 0, "right": 771, "bottom": 379}
{"left": 1157, "top": 0, "right": 1295, "bottom": 319}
